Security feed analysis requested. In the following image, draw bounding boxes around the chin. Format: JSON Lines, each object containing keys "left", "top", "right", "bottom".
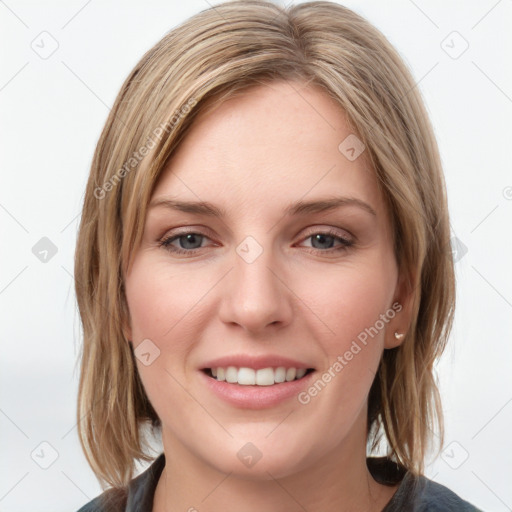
{"left": 198, "top": 435, "right": 314, "bottom": 481}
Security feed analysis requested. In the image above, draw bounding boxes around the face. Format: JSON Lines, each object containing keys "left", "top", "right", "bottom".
{"left": 123, "top": 81, "right": 409, "bottom": 479}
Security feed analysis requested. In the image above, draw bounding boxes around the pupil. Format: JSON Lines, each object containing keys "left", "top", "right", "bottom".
{"left": 312, "top": 234, "right": 334, "bottom": 249}
{"left": 181, "top": 234, "right": 202, "bottom": 249}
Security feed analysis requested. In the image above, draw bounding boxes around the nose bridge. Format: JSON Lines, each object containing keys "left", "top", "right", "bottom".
{"left": 219, "top": 234, "right": 292, "bottom": 332}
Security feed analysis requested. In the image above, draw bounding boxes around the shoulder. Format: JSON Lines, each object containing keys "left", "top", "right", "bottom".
{"left": 367, "top": 457, "right": 483, "bottom": 512}
{"left": 75, "top": 487, "right": 127, "bottom": 512}
{"left": 412, "top": 476, "right": 483, "bottom": 512}
{"left": 386, "top": 472, "right": 484, "bottom": 511}
{"left": 75, "top": 453, "right": 166, "bottom": 512}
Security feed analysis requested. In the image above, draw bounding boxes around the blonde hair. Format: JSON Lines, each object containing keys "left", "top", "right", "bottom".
{"left": 74, "top": 0, "right": 455, "bottom": 489}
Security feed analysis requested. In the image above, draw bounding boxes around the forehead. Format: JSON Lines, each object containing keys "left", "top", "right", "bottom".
{"left": 151, "top": 81, "right": 385, "bottom": 219}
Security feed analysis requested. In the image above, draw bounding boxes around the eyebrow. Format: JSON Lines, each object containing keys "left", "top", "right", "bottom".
{"left": 148, "top": 196, "right": 377, "bottom": 217}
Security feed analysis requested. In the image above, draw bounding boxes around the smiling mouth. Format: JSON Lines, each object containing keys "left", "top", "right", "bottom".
{"left": 202, "top": 366, "right": 315, "bottom": 386}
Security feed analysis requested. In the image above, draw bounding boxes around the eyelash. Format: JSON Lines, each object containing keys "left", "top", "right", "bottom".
{"left": 158, "top": 228, "right": 354, "bottom": 257}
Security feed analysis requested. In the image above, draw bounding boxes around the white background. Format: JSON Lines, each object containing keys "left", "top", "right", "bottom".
{"left": 1, "top": 1, "right": 511, "bottom": 511}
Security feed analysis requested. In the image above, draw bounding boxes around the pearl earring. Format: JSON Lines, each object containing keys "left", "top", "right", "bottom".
{"left": 394, "top": 331, "right": 404, "bottom": 340}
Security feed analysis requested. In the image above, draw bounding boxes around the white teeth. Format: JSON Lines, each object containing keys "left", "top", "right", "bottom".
{"left": 209, "top": 366, "right": 310, "bottom": 385}
{"left": 274, "top": 366, "right": 286, "bottom": 383}
{"left": 225, "top": 366, "right": 238, "bottom": 383}
{"left": 255, "top": 368, "right": 274, "bottom": 386}
{"left": 296, "top": 368, "right": 307, "bottom": 379}
{"left": 285, "top": 368, "right": 296, "bottom": 381}
{"left": 238, "top": 367, "right": 256, "bottom": 385}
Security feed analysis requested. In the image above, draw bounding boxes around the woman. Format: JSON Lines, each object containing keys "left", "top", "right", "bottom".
{"left": 74, "top": 1, "right": 482, "bottom": 510}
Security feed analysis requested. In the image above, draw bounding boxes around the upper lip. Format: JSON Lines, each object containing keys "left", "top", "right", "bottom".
{"left": 200, "top": 355, "right": 314, "bottom": 371}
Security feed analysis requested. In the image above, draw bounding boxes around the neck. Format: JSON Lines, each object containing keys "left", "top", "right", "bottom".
{"left": 153, "top": 411, "right": 397, "bottom": 512}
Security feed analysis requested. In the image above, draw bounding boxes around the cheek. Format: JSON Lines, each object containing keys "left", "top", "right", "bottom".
{"left": 125, "top": 259, "right": 196, "bottom": 420}
{"left": 124, "top": 255, "right": 215, "bottom": 405}
{"left": 292, "top": 264, "right": 392, "bottom": 439}
{"left": 290, "top": 255, "right": 396, "bottom": 433}
{"left": 298, "top": 259, "right": 395, "bottom": 356}
{"left": 125, "top": 257, "right": 202, "bottom": 344}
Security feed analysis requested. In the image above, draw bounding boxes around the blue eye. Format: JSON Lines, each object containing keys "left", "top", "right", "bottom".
{"left": 302, "top": 231, "right": 353, "bottom": 251}
{"left": 159, "top": 232, "right": 208, "bottom": 254}
{"left": 158, "top": 228, "right": 353, "bottom": 257}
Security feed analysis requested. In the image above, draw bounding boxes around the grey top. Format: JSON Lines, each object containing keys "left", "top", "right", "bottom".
{"left": 76, "top": 453, "right": 483, "bottom": 511}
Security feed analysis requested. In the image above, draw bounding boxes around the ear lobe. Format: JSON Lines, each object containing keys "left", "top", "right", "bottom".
{"left": 119, "top": 284, "right": 133, "bottom": 343}
{"left": 122, "top": 328, "right": 132, "bottom": 344}
{"left": 385, "top": 329, "right": 407, "bottom": 349}
{"left": 385, "top": 268, "right": 416, "bottom": 349}
{"left": 120, "top": 309, "right": 133, "bottom": 344}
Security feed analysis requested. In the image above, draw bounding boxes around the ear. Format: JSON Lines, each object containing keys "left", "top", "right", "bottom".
{"left": 385, "top": 267, "right": 416, "bottom": 349}
{"left": 122, "top": 324, "right": 133, "bottom": 344}
{"left": 120, "top": 302, "right": 133, "bottom": 344}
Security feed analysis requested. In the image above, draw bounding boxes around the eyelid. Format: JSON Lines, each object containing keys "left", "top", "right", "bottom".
{"left": 158, "top": 225, "right": 353, "bottom": 244}
{"left": 299, "top": 225, "right": 354, "bottom": 243}
{"left": 158, "top": 225, "right": 215, "bottom": 242}
{"left": 158, "top": 225, "right": 355, "bottom": 257}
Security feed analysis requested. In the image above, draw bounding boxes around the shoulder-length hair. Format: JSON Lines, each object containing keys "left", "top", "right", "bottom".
{"left": 74, "top": 0, "right": 455, "bottom": 489}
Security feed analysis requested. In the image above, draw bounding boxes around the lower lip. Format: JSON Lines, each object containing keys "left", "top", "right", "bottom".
{"left": 199, "top": 370, "right": 315, "bottom": 410}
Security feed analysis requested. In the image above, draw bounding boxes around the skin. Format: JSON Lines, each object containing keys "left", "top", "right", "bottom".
{"left": 123, "top": 80, "right": 413, "bottom": 512}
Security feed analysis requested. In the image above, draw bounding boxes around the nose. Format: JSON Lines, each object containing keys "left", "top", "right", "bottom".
{"left": 218, "top": 239, "right": 293, "bottom": 334}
